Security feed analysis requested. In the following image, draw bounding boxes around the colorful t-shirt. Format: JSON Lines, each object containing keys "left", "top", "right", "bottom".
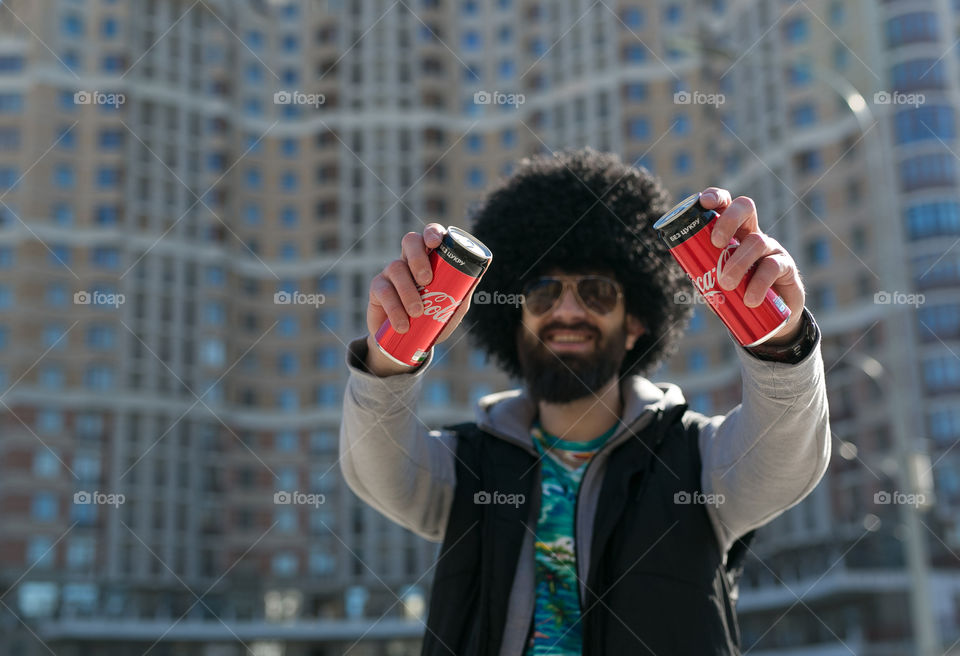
{"left": 523, "top": 420, "right": 619, "bottom": 656}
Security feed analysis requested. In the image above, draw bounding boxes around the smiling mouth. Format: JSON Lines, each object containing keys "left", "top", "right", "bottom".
{"left": 543, "top": 329, "right": 596, "bottom": 349}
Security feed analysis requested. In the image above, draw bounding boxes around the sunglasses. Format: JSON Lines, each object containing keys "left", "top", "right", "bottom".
{"left": 522, "top": 275, "right": 624, "bottom": 316}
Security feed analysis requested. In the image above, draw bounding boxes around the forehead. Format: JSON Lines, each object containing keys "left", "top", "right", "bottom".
{"left": 537, "top": 267, "right": 618, "bottom": 280}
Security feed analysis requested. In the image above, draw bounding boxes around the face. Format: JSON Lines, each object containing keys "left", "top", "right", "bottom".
{"left": 516, "top": 269, "right": 646, "bottom": 404}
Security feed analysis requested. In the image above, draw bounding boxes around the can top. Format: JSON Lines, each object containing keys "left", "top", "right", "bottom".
{"left": 446, "top": 226, "right": 493, "bottom": 267}
{"left": 653, "top": 192, "right": 702, "bottom": 231}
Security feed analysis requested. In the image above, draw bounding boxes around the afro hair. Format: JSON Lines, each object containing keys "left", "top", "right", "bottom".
{"left": 466, "top": 147, "right": 695, "bottom": 380}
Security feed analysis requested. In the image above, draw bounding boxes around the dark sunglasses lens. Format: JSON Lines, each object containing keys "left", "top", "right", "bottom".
{"left": 578, "top": 278, "right": 619, "bottom": 314}
{"left": 524, "top": 280, "right": 562, "bottom": 315}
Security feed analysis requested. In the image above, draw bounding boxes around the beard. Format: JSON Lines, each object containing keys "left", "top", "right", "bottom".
{"left": 516, "top": 319, "right": 628, "bottom": 404}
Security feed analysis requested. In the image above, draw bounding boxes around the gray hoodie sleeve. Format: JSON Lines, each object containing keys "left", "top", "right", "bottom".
{"left": 338, "top": 337, "right": 457, "bottom": 543}
{"left": 699, "top": 309, "right": 832, "bottom": 556}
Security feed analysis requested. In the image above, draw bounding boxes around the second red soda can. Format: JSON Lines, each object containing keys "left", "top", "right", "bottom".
{"left": 654, "top": 192, "right": 791, "bottom": 347}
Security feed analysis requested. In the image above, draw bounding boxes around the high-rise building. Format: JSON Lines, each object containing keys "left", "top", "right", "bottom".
{"left": 0, "top": 1, "right": 957, "bottom": 655}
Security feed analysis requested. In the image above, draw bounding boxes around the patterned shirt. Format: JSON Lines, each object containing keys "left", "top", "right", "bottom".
{"left": 523, "top": 420, "right": 619, "bottom": 656}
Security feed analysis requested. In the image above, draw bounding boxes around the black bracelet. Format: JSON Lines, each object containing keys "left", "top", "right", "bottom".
{"left": 743, "top": 308, "right": 819, "bottom": 364}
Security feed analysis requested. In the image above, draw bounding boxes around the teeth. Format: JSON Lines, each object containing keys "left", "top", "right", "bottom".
{"left": 550, "top": 334, "right": 590, "bottom": 343}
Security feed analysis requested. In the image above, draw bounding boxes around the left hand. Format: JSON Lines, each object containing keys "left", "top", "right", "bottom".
{"left": 698, "top": 187, "right": 806, "bottom": 345}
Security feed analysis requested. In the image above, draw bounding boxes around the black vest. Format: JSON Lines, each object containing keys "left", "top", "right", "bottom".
{"left": 421, "top": 404, "right": 755, "bottom": 655}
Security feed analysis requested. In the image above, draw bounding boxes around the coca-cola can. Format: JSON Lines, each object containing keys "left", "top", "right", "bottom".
{"left": 653, "top": 192, "right": 791, "bottom": 347}
{"left": 375, "top": 226, "right": 493, "bottom": 367}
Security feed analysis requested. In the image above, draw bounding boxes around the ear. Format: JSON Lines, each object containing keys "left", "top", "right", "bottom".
{"left": 625, "top": 314, "right": 646, "bottom": 351}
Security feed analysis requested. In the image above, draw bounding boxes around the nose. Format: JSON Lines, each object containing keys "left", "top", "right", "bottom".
{"left": 550, "top": 285, "right": 587, "bottom": 319}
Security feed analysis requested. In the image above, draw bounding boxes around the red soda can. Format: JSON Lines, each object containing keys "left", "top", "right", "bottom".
{"left": 653, "top": 192, "right": 791, "bottom": 347}
{"left": 375, "top": 226, "right": 493, "bottom": 367}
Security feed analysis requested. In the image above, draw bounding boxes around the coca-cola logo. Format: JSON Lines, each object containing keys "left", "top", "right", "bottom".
{"left": 420, "top": 290, "right": 462, "bottom": 323}
{"left": 691, "top": 243, "right": 737, "bottom": 302}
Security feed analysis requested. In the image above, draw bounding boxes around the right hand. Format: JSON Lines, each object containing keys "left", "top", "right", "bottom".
{"left": 365, "top": 224, "right": 481, "bottom": 374}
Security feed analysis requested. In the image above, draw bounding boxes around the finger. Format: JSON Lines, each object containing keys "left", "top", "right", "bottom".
{"left": 743, "top": 254, "right": 792, "bottom": 307}
{"left": 370, "top": 275, "right": 410, "bottom": 332}
{"left": 711, "top": 196, "right": 758, "bottom": 248}
{"left": 423, "top": 223, "right": 445, "bottom": 249}
{"left": 384, "top": 259, "right": 424, "bottom": 318}
{"left": 698, "top": 187, "right": 733, "bottom": 212}
{"left": 401, "top": 232, "right": 434, "bottom": 286}
{"left": 718, "top": 233, "right": 780, "bottom": 290}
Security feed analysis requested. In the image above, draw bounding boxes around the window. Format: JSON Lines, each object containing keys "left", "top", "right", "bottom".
{"left": 92, "top": 247, "right": 119, "bottom": 269}
{"left": 277, "top": 388, "right": 298, "bottom": 410}
{"left": 806, "top": 237, "right": 831, "bottom": 264}
{"left": 900, "top": 154, "right": 956, "bottom": 191}
{"left": 628, "top": 117, "right": 650, "bottom": 140}
{"left": 84, "top": 365, "right": 114, "bottom": 390}
{"left": 27, "top": 537, "right": 54, "bottom": 568}
{"left": 96, "top": 167, "right": 120, "bottom": 189}
{"left": 101, "top": 17, "right": 119, "bottom": 37}
{"left": 95, "top": 205, "right": 119, "bottom": 225}
{"left": 674, "top": 151, "right": 692, "bottom": 174}
{"left": 462, "top": 30, "right": 482, "bottom": 50}
{"left": 0, "top": 93, "right": 23, "bottom": 113}
{"left": 891, "top": 59, "right": 945, "bottom": 92}
{"left": 625, "top": 44, "right": 646, "bottom": 62}
{"left": 281, "top": 206, "right": 298, "bottom": 227}
{"left": 894, "top": 106, "right": 955, "bottom": 144}
{"left": 622, "top": 7, "right": 644, "bottom": 28}
{"left": 87, "top": 324, "right": 115, "bottom": 349}
{"left": 783, "top": 17, "right": 808, "bottom": 43}
{"left": 53, "top": 164, "right": 75, "bottom": 189}
{"left": 906, "top": 201, "right": 960, "bottom": 240}
{"left": 467, "top": 167, "right": 485, "bottom": 189}
{"left": 272, "top": 552, "right": 298, "bottom": 577}
{"left": 276, "top": 430, "right": 298, "bottom": 452}
{"left": 687, "top": 349, "right": 707, "bottom": 372}
{"left": 625, "top": 82, "right": 647, "bottom": 101}
{"left": 664, "top": 5, "right": 682, "bottom": 23}
{"left": 33, "top": 450, "right": 60, "bottom": 478}
{"left": 62, "top": 14, "right": 84, "bottom": 36}
{"left": 886, "top": 12, "right": 938, "bottom": 48}
{"left": 316, "top": 384, "right": 338, "bottom": 407}
{"left": 32, "top": 493, "right": 58, "bottom": 522}
{"left": 790, "top": 103, "right": 817, "bottom": 126}
{"left": 278, "top": 352, "right": 298, "bottom": 375}
{"left": 425, "top": 381, "right": 451, "bottom": 406}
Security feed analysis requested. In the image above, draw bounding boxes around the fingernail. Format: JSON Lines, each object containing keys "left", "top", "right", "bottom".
{"left": 712, "top": 233, "right": 725, "bottom": 248}
{"left": 702, "top": 191, "right": 718, "bottom": 204}
{"left": 419, "top": 269, "right": 432, "bottom": 285}
{"left": 397, "top": 320, "right": 409, "bottom": 332}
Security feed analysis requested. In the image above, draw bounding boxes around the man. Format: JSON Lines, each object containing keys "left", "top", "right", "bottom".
{"left": 340, "top": 149, "right": 830, "bottom": 655}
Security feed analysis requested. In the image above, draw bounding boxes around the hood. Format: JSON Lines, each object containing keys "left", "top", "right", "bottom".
{"left": 473, "top": 375, "right": 688, "bottom": 451}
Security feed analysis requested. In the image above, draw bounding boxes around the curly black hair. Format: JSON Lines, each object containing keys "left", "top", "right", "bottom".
{"left": 466, "top": 148, "right": 695, "bottom": 380}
